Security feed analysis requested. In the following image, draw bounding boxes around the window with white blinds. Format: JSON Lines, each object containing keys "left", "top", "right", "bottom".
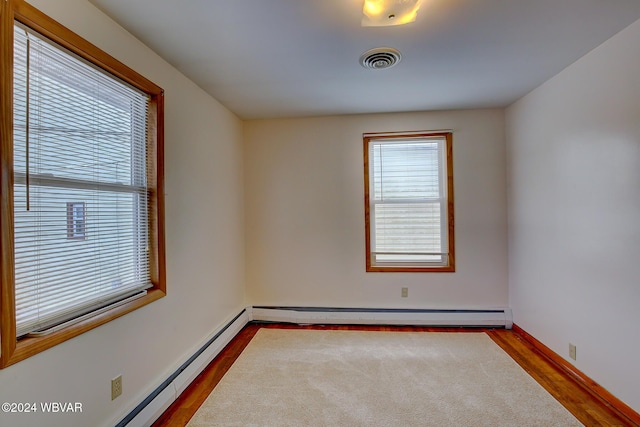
{"left": 364, "top": 132, "right": 455, "bottom": 272}
{"left": 12, "top": 23, "right": 152, "bottom": 337}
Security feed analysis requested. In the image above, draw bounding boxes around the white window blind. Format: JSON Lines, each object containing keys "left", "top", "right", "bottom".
{"left": 368, "top": 136, "right": 449, "bottom": 267}
{"left": 13, "top": 23, "right": 152, "bottom": 337}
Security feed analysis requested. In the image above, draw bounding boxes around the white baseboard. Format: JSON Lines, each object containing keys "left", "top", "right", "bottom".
{"left": 251, "top": 306, "right": 513, "bottom": 329}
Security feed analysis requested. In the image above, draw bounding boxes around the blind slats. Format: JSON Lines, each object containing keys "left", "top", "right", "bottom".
{"left": 13, "top": 23, "right": 152, "bottom": 336}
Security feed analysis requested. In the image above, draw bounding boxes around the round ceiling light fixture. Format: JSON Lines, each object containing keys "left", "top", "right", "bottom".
{"left": 359, "top": 47, "right": 402, "bottom": 70}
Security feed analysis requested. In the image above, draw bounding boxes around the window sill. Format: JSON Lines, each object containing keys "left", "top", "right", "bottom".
{"left": 0, "top": 288, "right": 165, "bottom": 368}
{"left": 366, "top": 265, "right": 456, "bottom": 273}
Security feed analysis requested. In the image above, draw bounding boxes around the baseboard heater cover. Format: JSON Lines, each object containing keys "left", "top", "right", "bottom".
{"left": 116, "top": 309, "right": 250, "bottom": 427}
{"left": 251, "top": 306, "right": 513, "bottom": 329}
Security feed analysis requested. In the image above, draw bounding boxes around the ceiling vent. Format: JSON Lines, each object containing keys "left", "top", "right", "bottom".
{"left": 359, "top": 47, "right": 402, "bottom": 70}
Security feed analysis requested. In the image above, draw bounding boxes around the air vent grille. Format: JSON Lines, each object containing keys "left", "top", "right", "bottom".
{"left": 359, "top": 47, "right": 402, "bottom": 70}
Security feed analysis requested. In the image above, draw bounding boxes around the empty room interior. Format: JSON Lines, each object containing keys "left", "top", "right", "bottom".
{"left": 1, "top": 0, "right": 640, "bottom": 426}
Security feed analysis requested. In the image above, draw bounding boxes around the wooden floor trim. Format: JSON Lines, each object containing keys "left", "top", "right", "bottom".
{"left": 512, "top": 323, "right": 640, "bottom": 426}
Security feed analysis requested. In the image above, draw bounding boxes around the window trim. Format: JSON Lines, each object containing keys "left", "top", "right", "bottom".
{"left": 0, "top": 0, "right": 165, "bottom": 368}
{"left": 363, "top": 131, "right": 455, "bottom": 273}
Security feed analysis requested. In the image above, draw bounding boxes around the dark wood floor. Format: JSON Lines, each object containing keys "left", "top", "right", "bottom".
{"left": 152, "top": 323, "right": 637, "bottom": 427}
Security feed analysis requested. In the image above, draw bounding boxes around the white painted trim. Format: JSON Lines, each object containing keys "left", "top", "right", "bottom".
{"left": 504, "top": 308, "right": 513, "bottom": 329}
{"left": 251, "top": 307, "right": 513, "bottom": 328}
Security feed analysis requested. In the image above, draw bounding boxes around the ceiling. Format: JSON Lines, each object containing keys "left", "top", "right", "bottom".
{"left": 88, "top": 0, "right": 640, "bottom": 120}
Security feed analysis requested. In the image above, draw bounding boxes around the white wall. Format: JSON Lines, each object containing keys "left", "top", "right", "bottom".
{"left": 506, "top": 19, "right": 640, "bottom": 413}
{"left": 244, "top": 110, "right": 508, "bottom": 308}
{"left": 0, "top": 1, "right": 246, "bottom": 426}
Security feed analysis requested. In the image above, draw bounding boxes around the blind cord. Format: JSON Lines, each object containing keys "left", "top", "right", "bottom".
{"left": 25, "top": 30, "right": 30, "bottom": 211}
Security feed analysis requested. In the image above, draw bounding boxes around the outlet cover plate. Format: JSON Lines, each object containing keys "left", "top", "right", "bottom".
{"left": 569, "top": 344, "right": 576, "bottom": 361}
{"left": 111, "top": 375, "right": 122, "bottom": 400}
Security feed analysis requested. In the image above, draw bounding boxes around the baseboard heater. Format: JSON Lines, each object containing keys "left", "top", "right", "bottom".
{"left": 251, "top": 306, "right": 513, "bottom": 329}
{"left": 115, "top": 309, "right": 250, "bottom": 427}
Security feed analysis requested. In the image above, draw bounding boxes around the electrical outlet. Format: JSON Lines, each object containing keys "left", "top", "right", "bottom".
{"left": 401, "top": 287, "right": 408, "bottom": 298}
{"left": 111, "top": 375, "right": 122, "bottom": 400}
{"left": 569, "top": 343, "right": 576, "bottom": 361}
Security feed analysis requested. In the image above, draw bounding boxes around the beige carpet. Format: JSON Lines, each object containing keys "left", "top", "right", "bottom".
{"left": 187, "top": 329, "right": 582, "bottom": 426}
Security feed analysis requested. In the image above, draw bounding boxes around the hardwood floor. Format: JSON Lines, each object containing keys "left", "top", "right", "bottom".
{"left": 152, "top": 323, "right": 637, "bottom": 427}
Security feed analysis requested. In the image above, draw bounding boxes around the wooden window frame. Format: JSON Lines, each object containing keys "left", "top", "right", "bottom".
{"left": 0, "top": 0, "right": 166, "bottom": 368}
{"left": 363, "top": 131, "right": 455, "bottom": 273}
